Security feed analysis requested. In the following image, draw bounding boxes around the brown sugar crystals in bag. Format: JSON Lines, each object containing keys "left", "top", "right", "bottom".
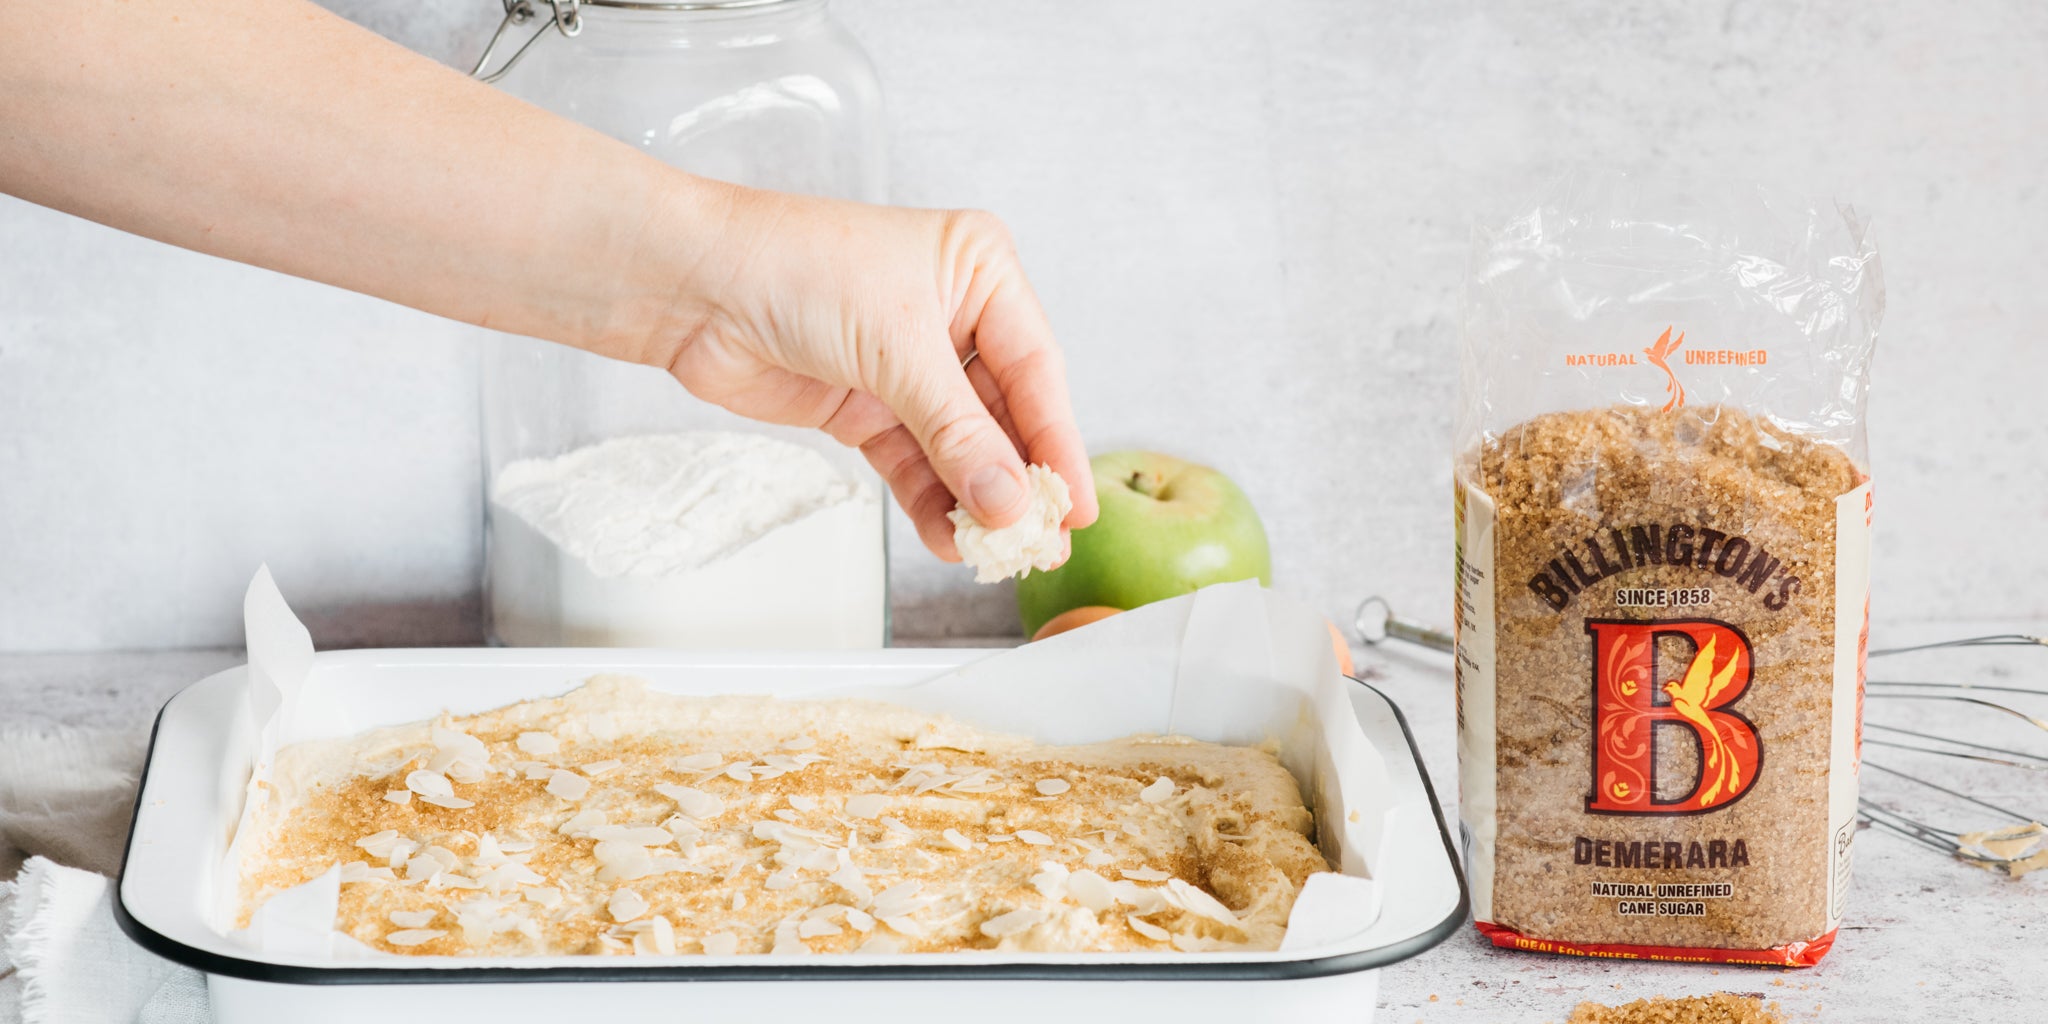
{"left": 1480, "top": 405, "right": 1858, "bottom": 953}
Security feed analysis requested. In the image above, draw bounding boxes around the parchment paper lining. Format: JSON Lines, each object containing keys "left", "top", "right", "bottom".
{"left": 219, "top": 577, "right": 1392, "bottom": 959}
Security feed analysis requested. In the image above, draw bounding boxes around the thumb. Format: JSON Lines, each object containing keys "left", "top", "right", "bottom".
{"left": 876, "top": 341, "right": 1033, "bottom": 528}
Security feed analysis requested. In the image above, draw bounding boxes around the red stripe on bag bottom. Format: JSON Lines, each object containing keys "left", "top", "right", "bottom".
{"left": 1474, "top": 922, "right": 1837, "bottom": 968}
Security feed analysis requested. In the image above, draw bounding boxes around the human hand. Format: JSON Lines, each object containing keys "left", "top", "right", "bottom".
{"left": 639, "top": 184, "right": 1099, "bottom": 562}
{"left": 0, "top": 0, "right": 1089, "bottom": 566}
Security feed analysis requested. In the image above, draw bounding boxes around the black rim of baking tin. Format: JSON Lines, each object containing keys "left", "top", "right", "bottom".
{"left": 113, "top": 674, "right": 1469, "bottom": 985}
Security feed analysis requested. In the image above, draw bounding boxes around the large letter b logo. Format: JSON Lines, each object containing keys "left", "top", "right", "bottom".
{"left": 1586, "top": 620, "right": 1761, "bottom": 814}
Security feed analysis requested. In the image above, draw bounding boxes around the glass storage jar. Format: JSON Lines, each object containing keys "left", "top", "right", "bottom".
{"left": 475, "top": 0, "right": 889, "bottom": 649}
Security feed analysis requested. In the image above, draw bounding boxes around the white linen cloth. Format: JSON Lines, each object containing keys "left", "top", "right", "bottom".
{"left": 0, "top": 726, "right": 208, "bottom": 1023}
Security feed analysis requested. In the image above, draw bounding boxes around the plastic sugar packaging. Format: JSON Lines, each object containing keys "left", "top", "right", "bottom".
{"left": 1453, "top": 172, "right": 1882, "bottom": 966}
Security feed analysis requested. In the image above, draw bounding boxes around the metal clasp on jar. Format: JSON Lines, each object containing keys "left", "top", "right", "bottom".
{"left": 470, "top": 0, "right": 583, "bottom": 84}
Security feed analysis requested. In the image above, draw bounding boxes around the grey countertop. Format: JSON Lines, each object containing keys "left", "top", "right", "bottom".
{"left": 3, "top": 622, "right": 2042, "bottom": 1020}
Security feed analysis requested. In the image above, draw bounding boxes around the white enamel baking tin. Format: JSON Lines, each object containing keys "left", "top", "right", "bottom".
{"left": 117, "top": 649, "right": 1465, "bottom": 1023}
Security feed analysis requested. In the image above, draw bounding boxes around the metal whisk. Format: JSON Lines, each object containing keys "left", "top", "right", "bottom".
{"left": 1860, "top": 635, "right": 2048, "bottom": 877}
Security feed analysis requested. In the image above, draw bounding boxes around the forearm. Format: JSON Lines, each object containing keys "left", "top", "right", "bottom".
{"left": 0, "top": 0, "right": 1096, "bottom": 546}
{"left": 0, "top": 0, "right": 712, "bottom": 360}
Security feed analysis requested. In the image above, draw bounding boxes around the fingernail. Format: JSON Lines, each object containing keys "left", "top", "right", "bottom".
{"left": 967, "top": 464, "right": 1025, "bottom": 520}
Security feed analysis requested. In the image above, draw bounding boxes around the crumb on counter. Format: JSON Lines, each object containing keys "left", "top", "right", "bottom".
{"left": 1567, "top": 993, "right": 1786, "bottom": 1024}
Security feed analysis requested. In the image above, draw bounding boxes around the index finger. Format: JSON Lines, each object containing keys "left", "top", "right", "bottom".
{"left": 961, "top": 270, "right": 1098, "bottom": 529}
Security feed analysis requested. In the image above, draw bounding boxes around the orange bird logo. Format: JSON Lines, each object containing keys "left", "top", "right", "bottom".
{"left": 1662, "top": 634, "right": 1747, "bottom": 806}
{"left": 1644, "top": 326, "right": 1686, "bottom": 411}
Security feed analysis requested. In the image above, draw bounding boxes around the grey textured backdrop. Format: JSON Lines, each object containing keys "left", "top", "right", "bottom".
{"left": 2, "top": 0, "right": 2043, "bottom": 651}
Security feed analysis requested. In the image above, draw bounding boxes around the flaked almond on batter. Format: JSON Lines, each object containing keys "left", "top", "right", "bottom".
{"left": 235, "top": 675, "right": 1325, "bottom": 958}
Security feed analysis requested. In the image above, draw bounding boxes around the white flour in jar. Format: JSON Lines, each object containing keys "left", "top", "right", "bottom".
{"left": 487, "top": 432, "right": 885, "bottom": 648}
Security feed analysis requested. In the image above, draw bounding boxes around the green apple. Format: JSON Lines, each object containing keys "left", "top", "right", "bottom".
{"left": 1016, "top": 450, "right": 1271, "bottom": 636}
